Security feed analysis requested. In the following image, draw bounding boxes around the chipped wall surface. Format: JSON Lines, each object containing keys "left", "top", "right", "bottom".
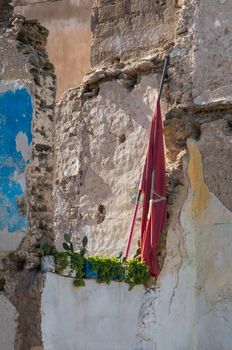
{"left": 91, "top": 0, "right": 177, "bottom": 66}
{"left": 55, "top": 64, "right": 167, "bottom": 255}
{"left": 14, "top": 0, "right": 92, "bottom": 98}
{"left": 0, "top": 10, "right": 55, "bottom": 350}
{"left": 0, "top": 84, "right": 32, "bottom": 252}
{"left": 144, "top": 137, "right": 232, "bottom": 350}
{"left": 1, "top": 0, "right": 232, "bottom": 349}
{"left": 193, "top": 0, "right": 232, "bottom": 105}
{"left": 0, "top": 14, "right": 55, "bottom": 260}
{"left": 53, "top": 0, "right": 232, "bottom": 349}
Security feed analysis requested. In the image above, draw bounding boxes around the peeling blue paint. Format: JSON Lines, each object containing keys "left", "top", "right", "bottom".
{"left": 0, "top": 87, "right": 33, "bottom": 233}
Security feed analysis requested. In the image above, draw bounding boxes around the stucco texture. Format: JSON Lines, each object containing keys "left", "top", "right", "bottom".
{"left": 41, "top": 273, "right": 146, "bottom": 350}
{"left": 54, "top": 71, "right": 167, "bottom": 256}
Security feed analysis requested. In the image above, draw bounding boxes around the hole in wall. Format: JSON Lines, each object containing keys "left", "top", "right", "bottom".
{"left": 95, "top": 204, "right": 106, "bottom": 224}
{"left": 191, "top": 122, "right": 201, "bottom": 140}
{"left": 16, "top": 257, "right": 26, "bottom": 271}
{"left": 118, "top": 133, "right": 126, "bottom": 144}
{"left": 0, "top": 277, "right": 6, "bottom": 291}
{"left": 227, "top": 120, "right": 232, "bottom": 130}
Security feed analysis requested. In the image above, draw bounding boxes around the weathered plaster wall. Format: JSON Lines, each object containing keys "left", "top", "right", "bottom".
{"left": 14, "top": 0, "right": 92, "bottom": 99}
{"left": 0, "top": 84, "right": 32, "bottom": 251}
{"left": 53, "top": 0, "right": 232, "bottom": 349}
{"left": 91, "top": 0, "right": 178, "bottom": 66}
{"left": 42, "top": 273, "right": 146, "bottom": 350}
{"left": 1, "top": 0, "right": 232, "bottom": 349}
{"left": 54, "top": 58, "right": 169, "bottom": 256}
{"left": 193, "top": 0, "right": 232, "bottom": 105}
{"left": 0, "top": 10, "right": 55, "bottom": 350}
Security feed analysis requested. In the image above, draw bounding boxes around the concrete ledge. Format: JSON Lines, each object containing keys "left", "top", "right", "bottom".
{"left": 41, "top": 273, "right": 146, "bottom": 350}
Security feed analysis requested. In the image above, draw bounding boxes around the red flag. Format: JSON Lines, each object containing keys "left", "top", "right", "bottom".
{"left": 140, "top": 97, "right": 167, "bottom": 276}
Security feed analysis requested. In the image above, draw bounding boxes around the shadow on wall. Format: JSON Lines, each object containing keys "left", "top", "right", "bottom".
{"left": 14, "top": 0, "right": 92, "bottom": 99}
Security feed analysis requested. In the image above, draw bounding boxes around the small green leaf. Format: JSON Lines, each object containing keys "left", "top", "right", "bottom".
{"left": 64, "top": 233, "right": 71, "bottom": 243}
{"left": 82, "top": 236, "right": 88, "bottom": 248}
{"left": 63, "top": 242, "right": 70, "bottom": 251}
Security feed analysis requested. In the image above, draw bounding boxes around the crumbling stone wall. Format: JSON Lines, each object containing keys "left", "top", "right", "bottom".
{"left": 55, "top": 57, "right": 169, "bottom": 256}
{"left": 91, "top": 0, "right": 178, "bottom": 66}
{"left": 0, "top": 9, "right": 56, "bottom": 349}
{"left": 1, "top": 0, "right": 232, "bottom": 349}
{"left": 54, "top": 0, "right": 232, "bottom": 349}
{"left": 0, "top": 1, "right": 13, "bottom": 32}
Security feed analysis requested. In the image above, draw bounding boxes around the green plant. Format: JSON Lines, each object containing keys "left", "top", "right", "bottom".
{"left": 70, "top": 253, "right": 85, "bottom": 287}
{"left": 54, "top": 235, "right": 88, "bottom": 287}
{"left": 37, "top": 242, "right": 56, "bottom": 256}
{"left": 62, "top": 234, "right": 88, "bottom": 256}
{"left": 63, "top": 233, "right": 74, "bottom": 252}
{"left": 87, "top": 256, "right": 125, "bottom": 284}
{"left": 54, "top": 251, "right": 85, "bottom": 287}
{"left": 51, "top": 235, "right": 150, "bottom": 290}
{"left": 80, "top": 236, "right": 88, "bottom": 257}
{"left": 125, "top": 258, "right": 150, "bottom": 290}
{"left": 53, "top": 251, "right": 70, "bottom": 273}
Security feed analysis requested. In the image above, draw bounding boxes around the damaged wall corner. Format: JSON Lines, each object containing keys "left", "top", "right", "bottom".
{"left": 0, "top": 7, "right": 56, "bottom": 349}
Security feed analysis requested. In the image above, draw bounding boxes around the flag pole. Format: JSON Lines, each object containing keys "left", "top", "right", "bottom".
{"left": 158, "top": 55, "right": 169, "bottom": 98}
{"left": 124, "top": 56, "right": 169, "bottom": 259}
{"left": 125, "top": 180, "right": 142, "bottom": 259}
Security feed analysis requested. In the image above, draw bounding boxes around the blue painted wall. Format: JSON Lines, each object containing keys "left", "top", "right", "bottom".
{"left": 0, "top": 87, "right": 33, "bottom": 233}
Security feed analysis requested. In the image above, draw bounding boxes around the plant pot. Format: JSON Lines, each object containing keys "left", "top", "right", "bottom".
{"left": 41, "top": 255, "right": 55, "bottom": 273}
{"left": 84, "top": 259, "right": 97, "bottom": 279}
{"left": 112, "top": 271, "right": 125, "bottom": 281}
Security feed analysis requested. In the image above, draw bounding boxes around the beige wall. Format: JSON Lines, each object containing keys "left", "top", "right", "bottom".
{"left": 14, "top": 0, "right": 92, "bottom": 99}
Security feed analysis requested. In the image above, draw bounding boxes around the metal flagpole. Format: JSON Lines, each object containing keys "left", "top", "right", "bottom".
{"left": 158, "top": 56, "right": 169, "bottom": 98}
{"left": 124, "top": 56, "right": 169, "bottom": 259}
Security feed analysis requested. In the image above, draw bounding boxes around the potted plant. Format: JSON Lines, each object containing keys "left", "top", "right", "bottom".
{"left": 37, "top": 243, "right": 56, "bottom": 273}
{"left": 124, "top": 258, "right": 150, "bottom": 290}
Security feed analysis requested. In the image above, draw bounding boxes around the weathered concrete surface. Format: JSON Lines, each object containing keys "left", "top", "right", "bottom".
{"left": 54, "top": 61, "right": 169, "bottom": 256}
{"left": 14, "top": 0, "right": 92, "bottom": 98}
{"left": 0, "top": 82, "right": 32, "bottom": 252}
{"left": 0, "top": 294, "right": 18, "bottom": 350}
{"left": 91, "top": 0, "right": 178, "bottom": 66}
{"left": 41, "top": 273, "right": 146, "bottom": 350}
{"left": 193, "top": 0, "right": 232, "bottom": 105}
{"left": 0, "top": 1, "right": 13, "bottom": 31}
{"left": 0, "top": 13, "right": 55, "bottom": 350}
{"left": 198, "top": 119, "right": 232, "bottom": 212}
{"left": 1, "top": 0, "right": 232, "bottom": 349}
{"left": 53, "top": 1, "right": 232, "bottom": 349}
{"left": 142, "top": 136, "right": 232, "bottom": 350}
{"left": 0, "top": 16, "right": 33, "bottom": 253}
{"left": 49, "top": 136, "right": 232, "bottom": 350}
{"left": 0, "top": 15, "right": 55, "bottom": 264}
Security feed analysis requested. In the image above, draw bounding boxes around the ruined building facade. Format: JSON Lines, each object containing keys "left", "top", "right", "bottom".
{"left": 1, "top": 0, "right": 232, "bottom": 349}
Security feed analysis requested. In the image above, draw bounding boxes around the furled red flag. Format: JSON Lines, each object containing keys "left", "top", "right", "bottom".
{"left": 140, "top": 96, "right": 167, "bottom": 276}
